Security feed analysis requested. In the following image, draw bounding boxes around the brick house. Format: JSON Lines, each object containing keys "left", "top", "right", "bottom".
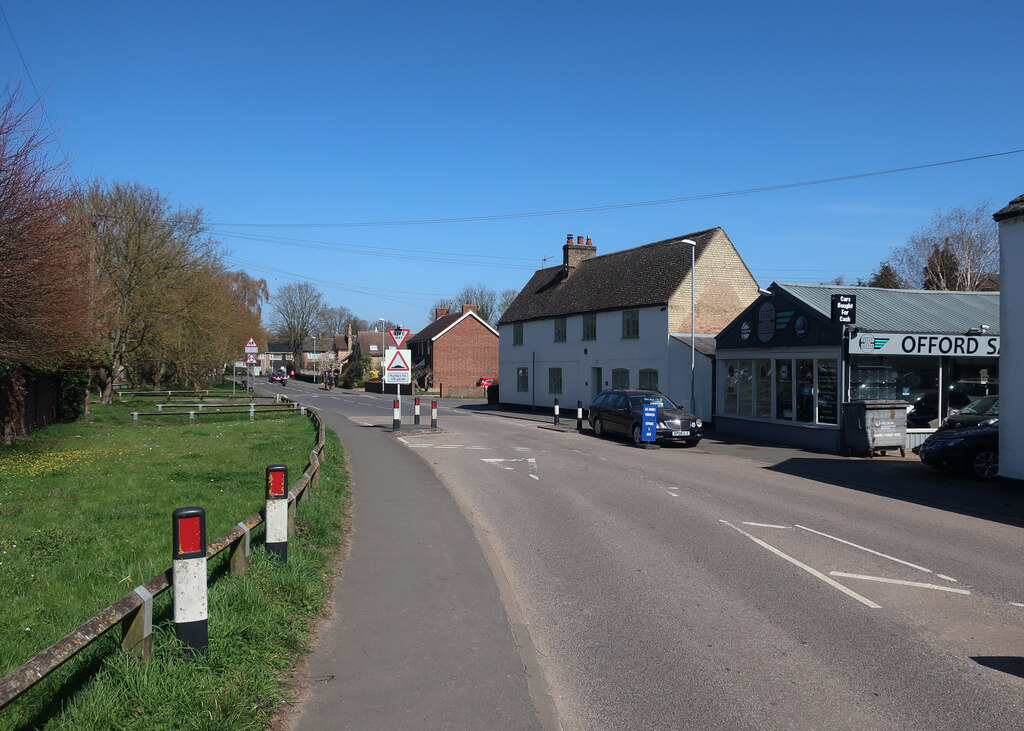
{"left": 408, "top": 304, "right": 498, "bottom": 397}
{"left": 497, "top": 230, "right": 760, "bottom": 419}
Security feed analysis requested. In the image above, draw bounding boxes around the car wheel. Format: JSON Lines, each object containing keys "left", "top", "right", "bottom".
{"left": 593, "top": 418, "right": 604, "bottom": 437}
{"left": 971, "top": 449, "right": 999, "bottom": 480}
{"left": 632, "top": 424, "right": 643, "bottom": 446}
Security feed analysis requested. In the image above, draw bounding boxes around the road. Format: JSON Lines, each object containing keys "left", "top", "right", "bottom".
{"left": 280, "top": 380, "right": 1024, "bottom": 730}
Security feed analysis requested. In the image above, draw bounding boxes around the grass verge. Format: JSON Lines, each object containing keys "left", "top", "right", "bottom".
{"left": 0, "top": 400, "right": 350, "bottom": 730}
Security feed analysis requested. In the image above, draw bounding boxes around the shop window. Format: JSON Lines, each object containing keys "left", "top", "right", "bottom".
{"left": 513, "top": 322, "right": 523, "bottom": 346}
{"left": 850, "top": 364, "right": 898, "bottom": 400}
{"left": 775, "top": 359, "right": 793, "bottom": 420}
{"left": 622, "top": 309, "right": 639, "bottom": 339}
{"left": 724, "top": 361, "right": 739, "bottom": 414}
{"left": 516, "top": 367, "right": 529, "bottom": 392}
{"left": 582, "top": 313, "right": 596, "bottom": 341}
{"left": 736, "top": 361, "right": 752, "bottom": 416}
{"left": 554, "top": 317, "right": 566, "bottom": 342}
{"left": 548, "top": 367, "right": 562, "bottom": 394}
{"left": 795, "top": 360, "right": 814, "bottom": 423}
{"left": 817, "top": 359, "right": 838, "bottom": 424}
{"left": 639, "top": 368, "right": 658, "bottom": 391}
{"left": 612, "top": 368, "right": 629, "bottom": 389}
{"left": 755, "top": 359, "right": 772, "bottom": 419}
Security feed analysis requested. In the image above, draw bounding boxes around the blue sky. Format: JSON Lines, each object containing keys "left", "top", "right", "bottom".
{"left": 3, "top": 2, "right": 1021, "bottom": 331}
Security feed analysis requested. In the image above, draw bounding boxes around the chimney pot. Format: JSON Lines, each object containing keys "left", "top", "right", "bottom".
{"left": 586, "top": 236, "right": 592, "bottom": 246}
{"left": 577, "top": 235, "right": 584, "bottom": 246}
{"left": 566, "top": 234, "right": 573, "bottom": 245}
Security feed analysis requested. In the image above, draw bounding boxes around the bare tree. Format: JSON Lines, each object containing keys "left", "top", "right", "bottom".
{"left": 72, "top": 180, "right": 222, "bottom": 401}
{"left": 0, "top": 83, "right": 102, "bottom": 439}
{"left": 455, "top": 283, "right": 499, "bottom": 324}
{"left": 887, "top": 202, "right": 998, "bottom": 290}
{"left": 429, "top": 297, "right": 457, "bottom": 322}
{"left": 267, "top": 282, "right": 327, "bottom": 365}
{"left": 496, "top": 288, "right": 519, "bottom": 322}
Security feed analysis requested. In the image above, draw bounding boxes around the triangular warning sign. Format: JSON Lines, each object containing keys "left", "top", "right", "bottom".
{"left": 386, "top": 350, "right": 410, "bottom": 371}
{"left": 245, "top": 353, "right": 258, "bottom": 364}
{"left": 245, "top": 337, "right": 258, "bottom": 348}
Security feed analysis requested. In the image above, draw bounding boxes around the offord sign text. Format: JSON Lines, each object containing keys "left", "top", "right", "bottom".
{"left": 850, "top": 332, "right": 1000, "bottom": 357}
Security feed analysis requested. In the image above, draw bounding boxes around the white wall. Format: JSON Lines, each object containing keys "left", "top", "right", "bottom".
{"left": 668, "top": 338, "right": 714, "bottom": 421}
{"left": 499, "top": 307, "right": 673, "bottom": 409}
{"left": 999, "top": 215, "right": 1024, "bottom": 479}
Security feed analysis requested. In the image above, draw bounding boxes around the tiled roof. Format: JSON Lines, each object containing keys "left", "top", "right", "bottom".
{"left": 775, "top": 283, "right": 1000, "bottom": 333}
{"left": 670, "top": 333, "right": 717, "bottom": 357}
{"left": 498, "top": 228, "right": 724, "bottom": 325}
{"left": 408, "top": 312, "right": 463, "bottom": 342}
{"left": 994, "top": 193, "right": 1024, "bottom": 222}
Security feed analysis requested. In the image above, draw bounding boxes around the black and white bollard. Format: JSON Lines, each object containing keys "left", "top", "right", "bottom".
{"left": 265, "top": 465, "right": 288, "bottom": 562}
{"left": 172, "top": 506, "right": 208, "bottom": 654}
{"left": 577, "top": 400, "right": 583, "bottom": 431}
{"left": 554, "top": 398, "right": 560, "bottom": 425}
{"left": 431, "top": 400, "right": 438, "bottom": 429}
{"left": 414, "top": 397, "right": 421, "bottom": 425}
{"left": 392, "top": 399, "right": 401, "bottom": 431}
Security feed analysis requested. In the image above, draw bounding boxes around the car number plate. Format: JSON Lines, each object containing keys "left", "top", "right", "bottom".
{"left": 672, "top": 430, "right": 690, "bottom": 437}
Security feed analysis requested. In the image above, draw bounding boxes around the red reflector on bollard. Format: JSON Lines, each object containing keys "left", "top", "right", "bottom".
{"left": 266, "top": 465, "right": 288, "bottom": 499}
{"left": 178, "top": 517, "right": 202, "bottom": 554}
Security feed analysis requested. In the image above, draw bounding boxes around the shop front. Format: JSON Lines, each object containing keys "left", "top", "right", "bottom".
{"left": 715, "top": 284, "right": 999, "bottom": 453}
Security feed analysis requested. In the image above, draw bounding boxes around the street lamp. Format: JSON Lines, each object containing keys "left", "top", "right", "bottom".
{"left": 312, "top": 334, "right": 317, "bottom": 384}
{"left": 680, "top": 239, "right": 697, "bottom": 415}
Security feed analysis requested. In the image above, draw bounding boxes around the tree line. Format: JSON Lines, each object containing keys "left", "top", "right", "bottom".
{"left": 0, "top": 83, "right": 268, "bottom": 438}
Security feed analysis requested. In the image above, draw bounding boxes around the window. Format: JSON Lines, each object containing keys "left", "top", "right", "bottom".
{"left": 612, "top": 368, "right": 629, "bottom": 389}
{"left": 513, "top": 322, "right": 523, "bottom": 346}
{"left": 582, "top": 313, "right": 596, "bottom": 341}
{"left": 639, "top": 368, "right": 658, "bottom": 391}
{"left": 775, "top": 359, "right": 793, "bottom": 420}
{"left": 516, "top": 367, "right": 529, "bottom": 392}
{"left": 622, "top": 309, "right": 639, "bottom": 339}
{"left": 755, "top": 359, "right": 772, "bottom": 418}
{"left": 548, "top": 367, "right": 562, "bottom": 394}
{"left": 817, "top": 360, "right": 838, "bottom": 424}
{"left": 554, "top": 317, "right": 566, "bottom": 342}
{"left": 796, "top": 359, "right": 815, "bottom": 423}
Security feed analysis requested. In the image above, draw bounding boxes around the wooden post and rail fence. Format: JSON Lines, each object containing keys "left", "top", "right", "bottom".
{"left": 0, "top": 398, "right": 327, "bottom": 710}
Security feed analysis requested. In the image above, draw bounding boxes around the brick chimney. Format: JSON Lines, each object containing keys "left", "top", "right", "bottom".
{"left": 435, "top": 306, "right": 450, "bottom": 320}
{"left": 462, "top": 303, "right": 478, "bottom": 314}
{"left": 563, "top": 233, "right": 596, "bottom": 277}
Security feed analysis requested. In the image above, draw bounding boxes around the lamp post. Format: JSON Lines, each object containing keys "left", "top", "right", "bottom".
{"left": 312, "top": 335, "right": 317, "bottom": 384}
{"left": 681, "top": 239, "right": 697, "bottom": 415}
{"left": 378, "top": 318, "right": 386, "bottom": 390}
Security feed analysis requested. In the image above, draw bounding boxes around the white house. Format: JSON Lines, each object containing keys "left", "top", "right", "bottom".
{"left": 995, "top": 194, "right": 1024, "bottom": 481}
{"left": 497, "top": 230, "right": 760, "bottom": 420}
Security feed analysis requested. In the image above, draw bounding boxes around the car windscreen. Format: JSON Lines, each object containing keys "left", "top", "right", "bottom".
{"left": 959, "top": 395, "right": 998, "bottom": 415}
{"left": 630, "top": 394, "right": 677, "bottom": 410}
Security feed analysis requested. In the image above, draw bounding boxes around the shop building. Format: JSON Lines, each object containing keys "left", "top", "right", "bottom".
{"left": 715, "top": 283, "right": 999, "bottom": 453}
{"left": 995, "top": 193, "right": 1024, "bottom": 481}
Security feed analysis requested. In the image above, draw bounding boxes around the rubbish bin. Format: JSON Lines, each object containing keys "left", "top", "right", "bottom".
{"left": 842, "top": 400, "right": 907, "bottom": 458}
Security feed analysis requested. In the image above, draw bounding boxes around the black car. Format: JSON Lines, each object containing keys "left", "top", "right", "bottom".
{"left": 588, "top": 389, "right": 703, "bottom": 447}
{"left": 918, "top": 423, "right": 999, "bottom": 480}
{"left": 934, "top": 395, "right": 998, "bottom": 433}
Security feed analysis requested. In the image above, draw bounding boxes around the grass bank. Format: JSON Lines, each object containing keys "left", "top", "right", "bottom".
{"left": 0, "top": 400, "right": 350, "bottom": 729}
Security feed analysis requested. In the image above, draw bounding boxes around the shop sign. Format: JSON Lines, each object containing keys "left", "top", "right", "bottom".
{"left": 831, "top": 294, "right": 856, "bottom": 324}
{"left": 849, "top": 332, "right": 1000, "bottom": 357}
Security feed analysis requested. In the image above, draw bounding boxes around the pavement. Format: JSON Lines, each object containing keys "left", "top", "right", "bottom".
{"left": 281, "top": 387, "right": 1024, "bottom": 730}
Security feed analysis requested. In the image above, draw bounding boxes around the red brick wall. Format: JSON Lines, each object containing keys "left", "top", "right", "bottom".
{"left": 434, "top": 317, "right": 498, "bottom": 397}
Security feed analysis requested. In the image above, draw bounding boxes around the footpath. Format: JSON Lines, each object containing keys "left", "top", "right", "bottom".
{"left": 279, "top": 386, "right": 549, "bottom": 731}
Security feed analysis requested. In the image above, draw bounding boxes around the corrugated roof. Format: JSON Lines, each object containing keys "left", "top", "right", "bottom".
{"left": 498, "top": 228, "right": 728, "bottom": 325}
{"left": 775, "top": 283, "right": 1000, "bottom": 334}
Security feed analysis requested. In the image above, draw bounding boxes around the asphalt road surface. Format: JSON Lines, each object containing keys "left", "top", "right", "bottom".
{"left": 280, "top": 381, "right": 1024, "bottom": 730}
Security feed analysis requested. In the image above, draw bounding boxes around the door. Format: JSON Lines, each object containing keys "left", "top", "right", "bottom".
{"left": 591, "top": 367, "right": 602, "bottom": 402}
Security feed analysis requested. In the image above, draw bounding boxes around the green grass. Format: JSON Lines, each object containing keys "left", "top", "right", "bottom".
{"left": 0, "top": 400, "right": 350, "bottom": 729}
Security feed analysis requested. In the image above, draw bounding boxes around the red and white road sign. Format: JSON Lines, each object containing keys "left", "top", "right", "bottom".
{"left": 244, "top": 337, "right": 259, "bottom": 353}
{"left": 245, "top": 353, "right": 258, "bottom": 364}
{"left": 388, "top": 328, "right": 411, "bottom": 348}
{"left": 384, "top": 348, "right": 412, "bottom": 384}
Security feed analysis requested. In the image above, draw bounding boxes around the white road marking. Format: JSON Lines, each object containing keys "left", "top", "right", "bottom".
{"left": 1011, "top": 602, "right": 1024, "bottom": 608}
{"left": 795, "top": 524, "right": 932, "bottom": 573}
{"left": 830, "top": 572, "right": 971, "bottom": 595}
{"left": 742, "top": 522, "right": 792, "bottom": 529}
{"left": 482, "top": 458, "right": 539, "bottom": 480}
{"left": 435, "top": 445, "right": 463, "bottom": 449}
{"left": 721, "top": 520, "right": 881, "bottom": 609}
{"left": 936, "top": 574, "right": 959, "bottom": 583}
{"left": 468, "top": 446, "right": 491, "bottom": 450}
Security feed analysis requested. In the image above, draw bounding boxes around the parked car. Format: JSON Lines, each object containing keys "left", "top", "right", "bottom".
{"left": 477, "top": 377, "right": 494, "bottom": 387}
{"left": 935, "top": 395, "right": 998, "bottom": 433}
{"left": 588, "top": 389, "right": 703, "bottom": 447}
{"left": 918, "top": 423, "right": 999, "bottom": 480}
{"left": 906, "top": 377, "right": 999, "bottom": 428}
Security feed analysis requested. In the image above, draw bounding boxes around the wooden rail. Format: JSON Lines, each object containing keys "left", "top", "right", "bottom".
{"left": 0, "top": 402, "right": 327, "bottom": 710}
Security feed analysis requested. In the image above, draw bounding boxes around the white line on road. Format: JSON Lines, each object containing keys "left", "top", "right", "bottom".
{"left": 482, "top": 458, "right": 539, "bottom": 480}
{"left": 936, "top": 574, "right": 959, "bottom": 583}
{"left": 830, "top": 572, "right": 971, "bottom": 595}
{"left": 721, "top": 520, "right": 881, "bottom": 609}
{"left": 435, "top": 445, "right": 463, "bottom": 449}
{"left": 795, "top": 524, "right": 932, "bottom": 573}
{"left": 742, "top": 522, "right": 792, "bottom": 529}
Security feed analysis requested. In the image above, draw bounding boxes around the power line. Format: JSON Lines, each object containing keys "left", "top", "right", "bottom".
{"left": 210, "top": 148, "right": 1024, "bottom": 228}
